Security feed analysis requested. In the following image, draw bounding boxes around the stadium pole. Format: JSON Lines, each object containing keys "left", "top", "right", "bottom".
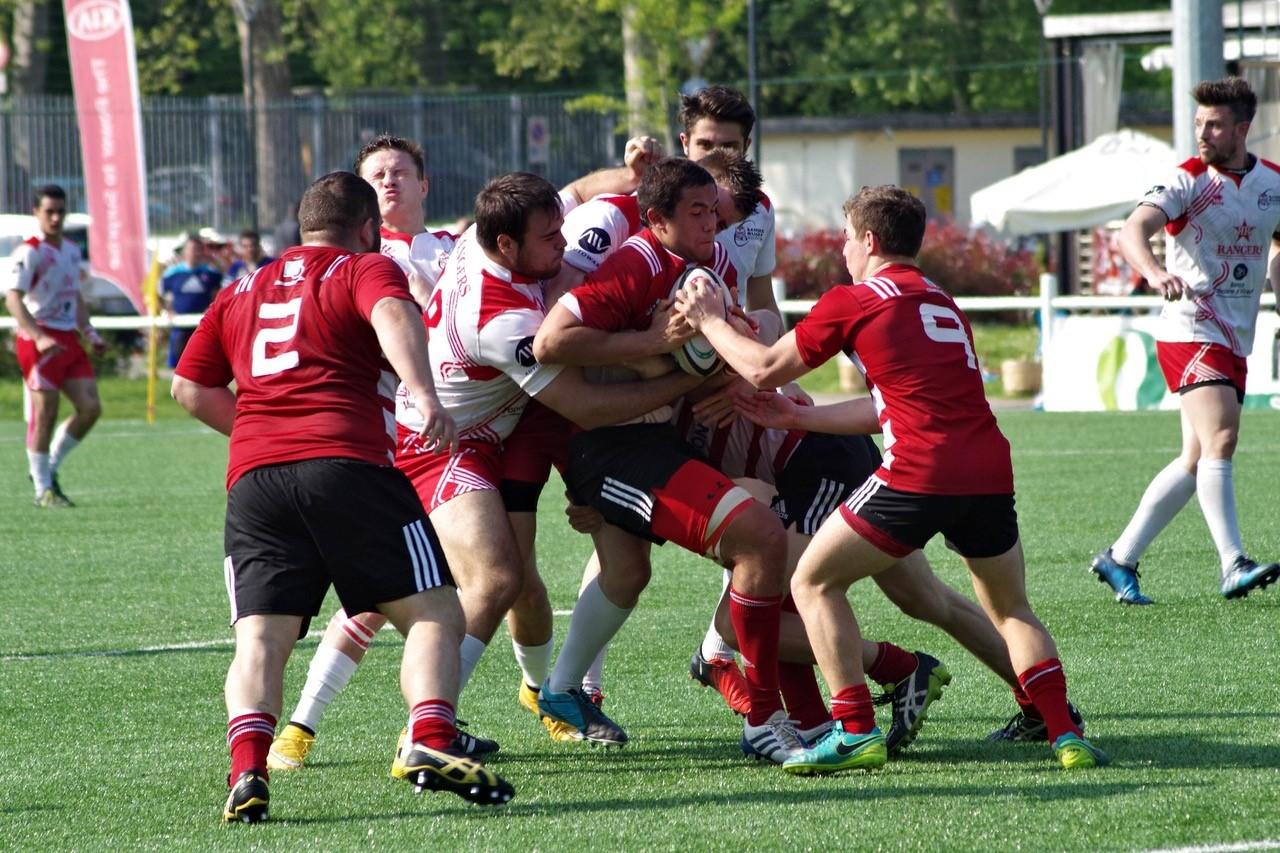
{"left": 747, "top": 0, "right": 760, "bottom": 165}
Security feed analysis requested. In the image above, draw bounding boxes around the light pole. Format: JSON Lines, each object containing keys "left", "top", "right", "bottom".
{"left": 747, "top": 0, "right": 761, "bottom": 164}
{"left": 231, "top": 0, "right": 261, "bottom": 230}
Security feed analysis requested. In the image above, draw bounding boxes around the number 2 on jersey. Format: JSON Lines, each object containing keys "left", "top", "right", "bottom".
{"left": 919, "top": 303, "right": 976, "bottom": 369}
{"left": 251, "top": 297, "right": 303, "bottom": 377}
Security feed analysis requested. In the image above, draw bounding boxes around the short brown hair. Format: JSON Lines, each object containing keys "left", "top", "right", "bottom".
{"left": 1193, "top": 77, "right": 1257, "bottom": 124}
{"left": 298, "top": 171, "right": 379, "bottom": 240}
{"left": 842, "top": 186, "right": 927, "bottom": 258}
{"left": 354, "top": 134, "right": 426, "bottom": 179}
{"left": 698, "top": 150, "right": 763, "bottom": 219}
{"left": 637, "top": 157, "right": 715, "bottom": 225}
{"left": 679, "top": 85, "right": 755, "bottom": 139}
{"left": 474, "top": 172, "right": 562, "bottom": 252}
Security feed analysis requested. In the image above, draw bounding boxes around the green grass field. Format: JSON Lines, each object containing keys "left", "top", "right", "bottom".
{"left": 1, "top": 394, "right": 1278, "bottom": 850}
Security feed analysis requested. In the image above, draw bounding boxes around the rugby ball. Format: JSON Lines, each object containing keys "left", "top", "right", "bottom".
{"left": 669, "top": 265, "right": 733, "bottom": 376}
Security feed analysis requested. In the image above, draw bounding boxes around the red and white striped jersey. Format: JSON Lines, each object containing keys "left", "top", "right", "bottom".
{"left": 5, "top": 236, "right": 83, "bottom": 331}
{"left": 175, "top": 247, "right": 411, "bottom": 489}
{"left": 561, "top": 194, "right": 642, "bottom": 274}
{"left": 379, "top": 225, "right": 456, "bottom": 295}
{"left": 717, "top": 194, "right": 776, "bottom": 306}
{"left": 400, "top": 226, "right": 563, "bottom": 445}
{"left": 792, "top": 263, "right": 1013, "bottom": 496}
{"left": 670, "top": 395, "right": 800, "bottom": 484}
{"left": 560, "top": 228, "right": 737, "bottom": 332}
{"left": 1142, "top": 155, "right": 1280, "bottom": 356}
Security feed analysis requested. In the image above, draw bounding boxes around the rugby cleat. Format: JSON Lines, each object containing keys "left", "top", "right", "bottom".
{"left": 392, "top": 742, "right": 515, "bottom": 806}
{"left": 1090, "top": 549, "right": 1152, "bottom": 605}
{"left": 454, "top": 719, "right": 499, "bottom": 756}
{"left": 1052, "top": 732, "right": 1110, "bottom": 770}
{"left": 582, "top": 686, "right": 606, "bottom": 708}
{"left": 782, "top": 722, "right": 887, "bottom": 776}
{"left": 519, "top": 681, "right": 582, "bottom": 742}
{"left": 689, "top": 647, "right": 752, "bottom": 717}
{"left": 986, "top": 702, "right": 1085, "bottom": 742}
{"left": 266, "top": 722, "right": 316, "bottom": 771}
{"left": 49, "top": 474, "right": 74, "bottom": 506}
{"left": 33, "top": 488, "right": 73, "bottom": 509}
{"left": 876, "top": 651, "right": 951, "bottom": 754}
{"left": 518, "top": 682, "right": 541, "bottom": 716}
{"left": 537, "top": 680, "right": 628, "bottom": 747}
{"left": 222, "top": 770, "right": 269, "bottom": 824}
{"left": 1220, "top": 556, "right": 1280, "bottom": 599}
{"left": 796, "top": 719, "right": 834, "bottom": 747}
{"left": 741, "top": 709, "right": 806, "bottom": 764}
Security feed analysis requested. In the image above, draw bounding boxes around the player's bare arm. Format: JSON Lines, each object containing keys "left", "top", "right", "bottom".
{"left": 75, "top": 291, "right": 106, "bottom": 355}
{"left": 171, "top": 376, "right": 236, "bottom": 436}
{"left": 744, "top": 273, "right": 781, "bottom": 316}
{"left": 676, "top": 277, "right": 808, "bottom": 389}
{"left": 369, "top": 295, "right": 459, "bottom": 455}
{"left": 1269, "top": 233, "right": 1280, "bottom": 311}
{"left": 533, "top": 299, "right": 693, "bottom": 366}
{"left": 532, "top": 364, "right": 704, "bottom": 430}
{"left": 1120, "top": 203, "right": 1187, "bottom": 300}
{"left": 735, "top": 390, "right": 880, "bottom": 436}
{"left": 4, "top": 288, "right": 62, "bottom": 356}
{"left": 561, "top": 136, "right": 662, "bottom": 204}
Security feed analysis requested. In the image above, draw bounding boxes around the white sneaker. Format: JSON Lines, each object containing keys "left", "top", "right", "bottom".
{"left": 740, "top": 709, "right": 805, "bottom": 764}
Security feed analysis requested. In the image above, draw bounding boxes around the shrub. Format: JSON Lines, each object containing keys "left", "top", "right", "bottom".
{"left": 775, "top": 218, "right": 1042, "bottom": 308}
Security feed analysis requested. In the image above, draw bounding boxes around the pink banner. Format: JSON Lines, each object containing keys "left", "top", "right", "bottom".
{"left": 64, "top": 0, "right": 149, "bottom": 315}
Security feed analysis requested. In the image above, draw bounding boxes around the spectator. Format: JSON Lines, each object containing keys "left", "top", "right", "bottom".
{"left": 160, "top": 234, "right": 223, "bottom": 367}
{"left": 225, "top": 229, "right": 274, "bottom": 284}
{"left": 273, "top": 202, "right": 302, "bottom": 253}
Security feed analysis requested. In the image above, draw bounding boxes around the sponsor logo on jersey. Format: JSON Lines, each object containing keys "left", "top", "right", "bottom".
{"left": 514, "top": 335, "right": 537, "bottom": 367}
{"left": 1216, "top": 244, "right": 1263, "bottom": 257}
{"left": 1258, "top": 190, "right": 1280, "bottom": 210}
{"left": 732, "top": 223, "right": 767, "bottom": 247}
{"left": 1144, "top": 185, "right": 1167, "bottom": 197}
{"left": 1234, "top": 219, "right": 1256, "bottom": 242}
{"left": 1234, "top": 262, "right": 1249, "bottom": 280}
{"left": 579, "top": 227, "right": 611, "bottom": 256}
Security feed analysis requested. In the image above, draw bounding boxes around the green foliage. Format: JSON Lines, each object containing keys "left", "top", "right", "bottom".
{"left": 132, "top": 1, "right": 241, "bottom": 95}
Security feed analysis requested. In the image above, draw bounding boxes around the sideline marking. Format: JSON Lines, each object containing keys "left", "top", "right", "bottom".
{"left": 1146, "top": 842, "right": 1280, "bottom": 853}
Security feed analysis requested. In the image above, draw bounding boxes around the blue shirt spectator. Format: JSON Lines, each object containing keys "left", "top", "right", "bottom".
{"left": 161, "top": 235, "right": 222, "bottom": 366}
{"left": 225, "top": 229, "right": 273, "bottom": 284}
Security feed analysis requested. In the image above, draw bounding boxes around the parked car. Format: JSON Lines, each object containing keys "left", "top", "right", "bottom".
{"left": 148, "top": 165, "right": 237, "bottom": 231}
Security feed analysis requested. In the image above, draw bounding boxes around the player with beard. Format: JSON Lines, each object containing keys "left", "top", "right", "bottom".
{"left": 1091, "top": 76, "right": 1280, "bottom": 604}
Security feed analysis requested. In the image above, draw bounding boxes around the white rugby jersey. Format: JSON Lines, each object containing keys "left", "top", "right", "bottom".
{"left": 671, "top": 394, "right": 801, "bottom": 484}
{"left": 561, "top": 194, "right": 641, "bottom": 274}
{"left": 379, "top": 225, "right": 456, "bottom": 294}
{"left": 4, "top": 236, "right": 83, "bottom": 332}
{"left": 397, "top": 226, "right": 562, "bottom": 444}
{"left": 1142, "top": 156, "right": 1280, "bottom": 356}
{"left": 717, "top": 194, "right": 776, "bottom": 308}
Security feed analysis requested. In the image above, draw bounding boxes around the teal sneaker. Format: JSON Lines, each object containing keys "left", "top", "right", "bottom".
{"left": 536, "top": 679, "right": 628, "bottom": 747}
{"left": 782, "top": 722, "right": 887, "bottom": 775}
{"left": 1052, "top": 732, "right": 1110, "bottom": 769}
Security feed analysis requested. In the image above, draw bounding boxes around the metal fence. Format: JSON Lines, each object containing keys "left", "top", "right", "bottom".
{"left": 0, "top": 91, "right": 620, "bottom": 239}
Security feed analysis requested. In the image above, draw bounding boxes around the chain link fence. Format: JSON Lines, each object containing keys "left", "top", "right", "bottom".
{"left": 0, "top": 91, "right": 620, "bottom": 239}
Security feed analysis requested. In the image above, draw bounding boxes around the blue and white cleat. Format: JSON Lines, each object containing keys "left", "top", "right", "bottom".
{"left": 1220, "top": 556, "right": 1280, "bottom": 600}
{"left": 1090, "top": 549, "right": 1152, "bottom": 605}
{"left": 741, "top": 710, "right": 806, "bottom": 764}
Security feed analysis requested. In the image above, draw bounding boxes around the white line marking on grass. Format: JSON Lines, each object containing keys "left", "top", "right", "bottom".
{"left": 1145, "top": 841, "right": 1280, "bottom": 853}
{"left": 1, "top": 631, "right": 324, "bottom": 662}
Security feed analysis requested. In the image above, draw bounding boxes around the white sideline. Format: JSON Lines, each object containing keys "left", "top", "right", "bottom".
{"left": 1145, "top": 842, "right": 1280, "bottom": 853}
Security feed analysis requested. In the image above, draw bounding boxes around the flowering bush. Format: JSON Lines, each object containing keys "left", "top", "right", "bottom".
{"left": 775, "top": 218, "right": 1041, "bottom": 303}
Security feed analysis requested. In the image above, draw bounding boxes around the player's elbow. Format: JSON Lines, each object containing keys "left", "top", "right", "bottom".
{"left": 532, "top": 330, "right": 560, "bottom": 365}
{"left": 170, "top": 375, "right": 203, "bottom": 414}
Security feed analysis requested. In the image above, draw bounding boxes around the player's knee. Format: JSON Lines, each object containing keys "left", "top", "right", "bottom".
{"left": 725, "top": 503, "right": 787, "bottom": 565}
{"left": 1203, "top": 428, "right": 1238, "bottom": 459}
{"left": 77, "top": 396, "right": 102, "bottom": 424}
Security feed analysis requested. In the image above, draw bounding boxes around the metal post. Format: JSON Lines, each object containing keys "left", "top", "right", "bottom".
{"left": 509, "top": 94, "right": 523, "bottom": 171}
{"left": 232, "top": 0, "right": 261, "bottom": 230}
{"left": 208, "top": 95, "right": 224, "bottom": 232}
{"left": 1172, "top": 0, "right": 1225, "bottom": 159}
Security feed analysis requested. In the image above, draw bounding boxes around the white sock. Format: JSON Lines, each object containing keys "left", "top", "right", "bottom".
{"left": 1196, "top": 458, "right": 1245, "bottom": 573}
{"left": 1111, "top": 459, "right": 1196, "bottom": 567}
{"left": 458, "top": 634, "right": 487, "bottom": 690}
{"left": 548, "top": 578, "right": 632, "bottom": 694}
{"left": 290, "top": 646, "right": 359, "bottom": 733}
{"left": 27, "top": 450, "right": 52, "bottom": 494}
{"left": 49, "top": 423, "right": 80, "bottom": 471}
{"left": 512, "top": 637, "right": 553, "bottom": 689}
{"left": 582, "top": 646, "right": 608, "bottom": 694}
{"left": 700, "top": 570, "right": 736, "bottom": 661}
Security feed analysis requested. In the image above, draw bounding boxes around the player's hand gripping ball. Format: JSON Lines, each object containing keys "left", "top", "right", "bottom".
{"left": 669, "top": 265, "right": 733, "bottom": 376}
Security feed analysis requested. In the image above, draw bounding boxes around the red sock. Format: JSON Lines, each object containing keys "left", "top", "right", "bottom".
{"left": 778, "top": 662, "right": 830, "bottom": 730}
{"left": 729, "top": 588, "right": 783, "bottom": 726}
{"left": 1017, "top": 658, "right": 1079, "bottom": 742}
{"left": 866, "top": 642, "right": 917, "bottom": 687}
{"left": 830, "top": 684, "right": 876, "bottom": 735}
{"left": 1012, "top": 683, "right": 1040, "bottom": 715}
{"left": 410, "top": 699, "right": 456, "bottom": 751}
{"left": 227, "top": 712, "right": 276, "bottom": 783}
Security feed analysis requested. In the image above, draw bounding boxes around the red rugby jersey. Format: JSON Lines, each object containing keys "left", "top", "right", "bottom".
{"left": 176, "top": 246, "right": 414, "bottom": 489}
{"left": 792, "top": 263, "right": 1013, "bottom": 495}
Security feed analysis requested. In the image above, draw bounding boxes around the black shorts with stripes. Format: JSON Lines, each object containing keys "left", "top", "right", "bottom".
{"left": 773, "top": 432, "right": 882, "bottom": 535}
{"left": 224, "top": 458, "right": 453, "bottom": 628}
